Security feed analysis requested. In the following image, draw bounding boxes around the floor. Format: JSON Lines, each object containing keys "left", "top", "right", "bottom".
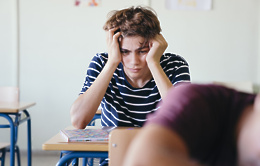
{"left": 3, "top": 151, "right": 60, "bottom": 166}
{"left": 3, "top": 150, "right": 100, "bottom": 166}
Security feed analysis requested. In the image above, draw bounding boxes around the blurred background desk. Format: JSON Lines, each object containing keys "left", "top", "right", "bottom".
{"left": 0, "top": 102, "right": 35, "bottom": 166}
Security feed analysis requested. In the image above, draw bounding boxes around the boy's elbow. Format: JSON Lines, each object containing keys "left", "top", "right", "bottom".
{"left": 71, "top": 116, "right": 86, "bottom": 129}
{"left": 70, "top": 108, "right": 86, "bottom": 129}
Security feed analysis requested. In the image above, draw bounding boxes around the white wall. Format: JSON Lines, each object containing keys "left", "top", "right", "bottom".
{"left": 0, "top": 0, "right": 259, "bottom": 150}
{"left": 0, "top": 0, "right": 18, "bottom": 86}
{"left": 153, "top": 0, "right": 259, "bottom": 83}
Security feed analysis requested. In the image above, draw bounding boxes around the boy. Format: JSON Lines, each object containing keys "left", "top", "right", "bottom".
{"left": 70, "top": 6, "right": 190, "bottom": 129}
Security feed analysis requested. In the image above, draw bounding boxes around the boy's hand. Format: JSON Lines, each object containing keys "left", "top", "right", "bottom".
{"left": 106, "top": 28, "right": 122, "bottom": 66}
{"left": 146, "top": 34, "right": 168, "bottom": 64}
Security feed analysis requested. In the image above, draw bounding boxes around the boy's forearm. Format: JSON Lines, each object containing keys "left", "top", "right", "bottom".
{"left": 147, "top": 61, "right": 173, "bottom": 99}
{"left": 70, "top": 62, "right": 118, "bottom": 129}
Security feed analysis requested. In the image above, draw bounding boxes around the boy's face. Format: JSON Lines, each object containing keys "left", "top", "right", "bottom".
{"left": 119, "top": 35, "right": 152, "bottom": 85}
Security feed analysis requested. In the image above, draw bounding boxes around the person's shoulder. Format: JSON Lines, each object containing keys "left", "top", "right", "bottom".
{"left": 162, "top": 53, "right": 188, "bottom": 64}
{"left": 94, "top": 52, "right": 108, "bottom": 60}
{"left": 91, "top": 52, "right": 108, "bottom": 64}
{"left": 175, "top": 83, "right": 227, "bottom": 91}
{"left": 173, "top": 83, "right": 240, "bottom": 99}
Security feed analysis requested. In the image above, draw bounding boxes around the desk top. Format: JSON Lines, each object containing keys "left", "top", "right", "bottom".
{"left": 42, "top": 126, "right": 108, "bottom": 152}
{"left": 0, "top": 102, "right": 36, "bottom": 113}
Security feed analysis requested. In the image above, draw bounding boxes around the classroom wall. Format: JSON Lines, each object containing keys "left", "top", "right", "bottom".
{"left": 0, "top": 0, "right": 259, "bottom": 150}
{"left": 153, "top": 0, "right": 259, "bottom": 83}
{"left": 0, "top": 0, "right": 18, "bottom": 87}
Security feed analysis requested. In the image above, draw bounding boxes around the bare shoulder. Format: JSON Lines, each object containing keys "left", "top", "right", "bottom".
{"left": 140, "top": 124, "right": 188, "bottom": 152}
{"left": 123, "top": 124, "right": 200, "bottom": 166}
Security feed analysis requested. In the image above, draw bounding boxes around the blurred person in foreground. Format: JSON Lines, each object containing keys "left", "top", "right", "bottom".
{"left": 123, "top": 83, "right": 260, "bottom": 166}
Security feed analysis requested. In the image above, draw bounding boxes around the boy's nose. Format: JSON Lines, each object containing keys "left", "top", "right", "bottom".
{"left": 130, "top": 53, "right": 140, "bottom": 64}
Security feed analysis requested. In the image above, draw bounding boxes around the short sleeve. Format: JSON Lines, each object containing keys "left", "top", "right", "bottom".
{"left": 80, "top": 53, "right": 107, "bottom": 94}
{"left": 161, "top": 53, "right": 191, "bottom": 86}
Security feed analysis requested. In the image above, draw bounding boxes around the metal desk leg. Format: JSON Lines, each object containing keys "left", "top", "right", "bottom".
{"left": 15, "top": 146, "right": 21, "bottom": 166}
{"left": 56, "top": 151, "right": 108, "bottom": 166}
{"left": 82, "top": 158, "right": 87, "bottom": 166}
{"left": 0, "top": 114, "right": 15, "bottom": 166}
{"left": 23, "top": 110, "right": 32, "bottom": 166}
{"left": 60, "top": 151, "right": 79, "bottom": 166}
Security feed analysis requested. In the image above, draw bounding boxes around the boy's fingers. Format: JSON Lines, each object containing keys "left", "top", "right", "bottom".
{"left": 106, "top": 28, "right": 120, "bottom": 43}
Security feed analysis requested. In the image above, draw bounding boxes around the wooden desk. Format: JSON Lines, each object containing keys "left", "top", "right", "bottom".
{"left": 0, "top": 102, "right": 35, "bottom": 166}
{"left": 42, "top": 126, "right": 140, "bottom": 166}
{"left": 0, "top": 102, "right": 35, "bottom": 113}
{"left": 42, "top": 126, "right": 108, "bottom": 152}
{"left": 43, "top": 126, "right": 108, "bottom": 166}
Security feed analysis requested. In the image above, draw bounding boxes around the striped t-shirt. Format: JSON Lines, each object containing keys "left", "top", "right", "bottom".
{"left": 80, "top": 52, "right": 190, "bottom": 127}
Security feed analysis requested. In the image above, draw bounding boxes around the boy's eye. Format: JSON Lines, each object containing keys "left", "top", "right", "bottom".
{"left": 139, "top": 50, "right": 148, "bottom": 54}
{"left": 120, "top": 50, "right": 129, "bottom": 54}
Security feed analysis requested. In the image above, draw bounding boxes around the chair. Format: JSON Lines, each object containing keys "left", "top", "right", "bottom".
{"left": 0, "top": 86, "right": 21, "bottom": 166}
{"left": 0, "top": 87, "right": 19, "bottom": 103}
{"left": 109, "top": 128, "right": 140, "bottom": 166}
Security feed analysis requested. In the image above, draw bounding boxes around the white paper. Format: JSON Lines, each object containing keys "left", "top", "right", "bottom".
{"left": 166, "top": 0, "right": 212, "bottom": 10}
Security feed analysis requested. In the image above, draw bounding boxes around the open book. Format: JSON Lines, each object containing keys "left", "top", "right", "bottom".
{"left": 60, "top": 127, "right": 115, "bottom": 142}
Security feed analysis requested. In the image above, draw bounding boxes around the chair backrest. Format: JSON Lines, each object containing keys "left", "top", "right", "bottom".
{"left": 0, "top": 87, "right": 19, "bottom": 102}
{"left": 109, "top": 128, "right": 140, "bottom": 166}
{"left": 213, "top": 81, "right": 254, "bottom": 94}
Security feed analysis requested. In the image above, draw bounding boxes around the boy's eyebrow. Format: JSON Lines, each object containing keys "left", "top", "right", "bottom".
{"left": 120, "top": 48, "right": 130, "bottom": 51}
{"left": 136, "top": 46, "right": 149, "bottom": 51}
{"left": 120, "top": 46, "right": 149, "bottom": 51}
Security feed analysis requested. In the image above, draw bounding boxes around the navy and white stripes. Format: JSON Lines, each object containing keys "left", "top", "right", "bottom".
{"left": 80, "top": 52, "right": 190, "bottom": 127}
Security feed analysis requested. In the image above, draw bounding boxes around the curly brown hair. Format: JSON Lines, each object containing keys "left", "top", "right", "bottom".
{"left": 103, "top": 6, "right": 161, "bottom": 41}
